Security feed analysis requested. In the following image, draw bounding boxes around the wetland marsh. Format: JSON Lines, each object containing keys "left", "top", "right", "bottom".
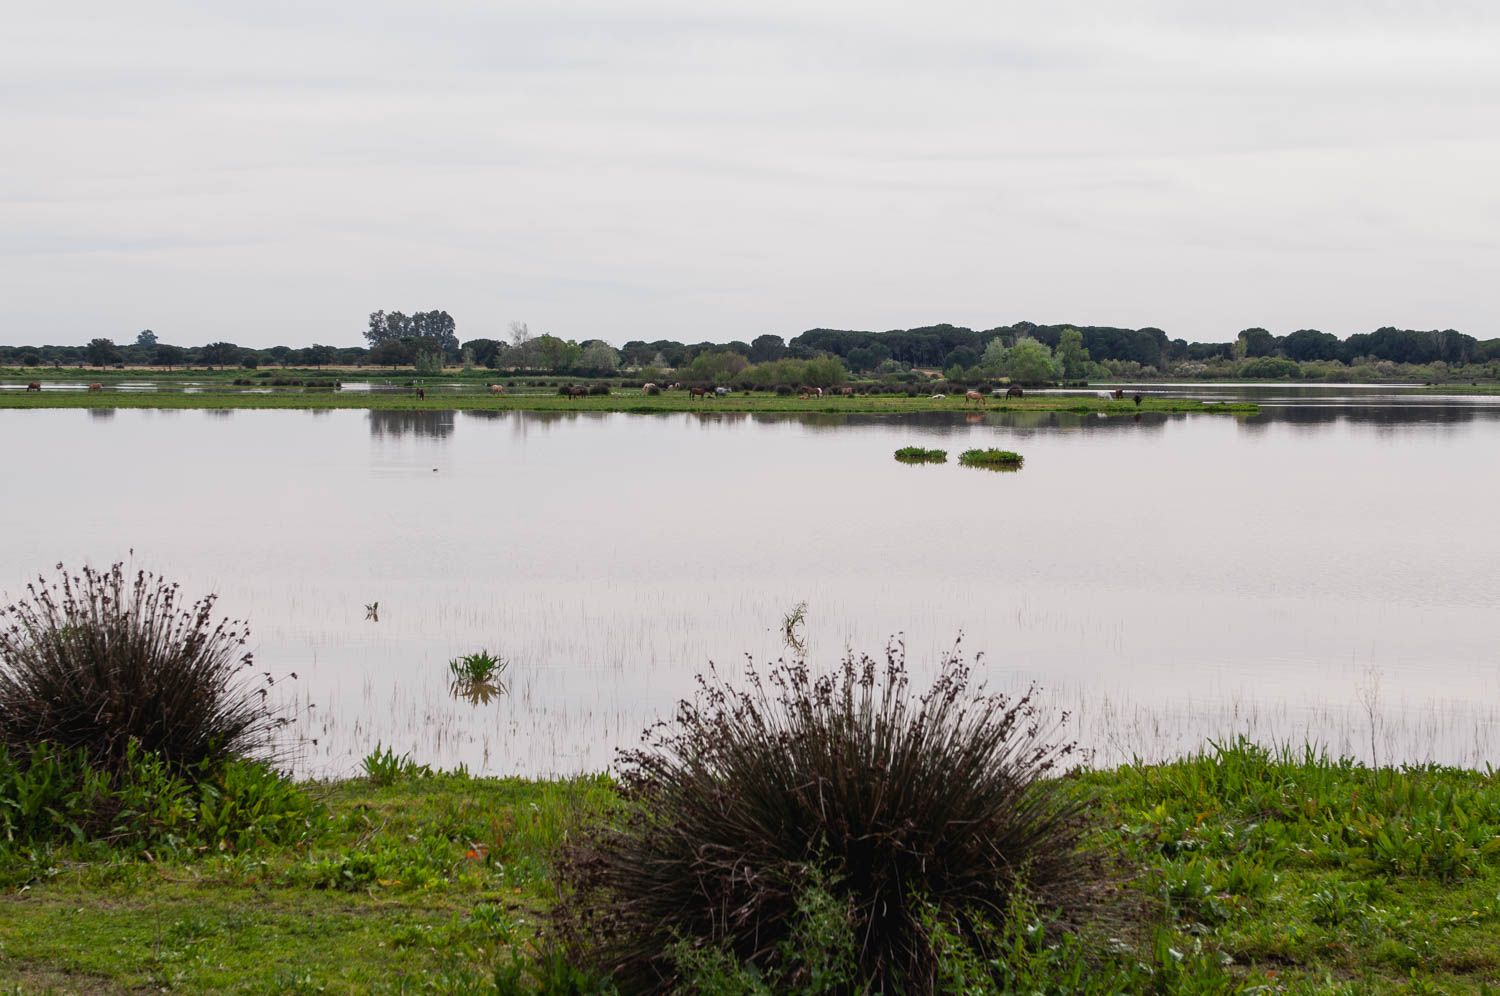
{"left": 4, "top": 384, "right": 1497, "bottom": 777}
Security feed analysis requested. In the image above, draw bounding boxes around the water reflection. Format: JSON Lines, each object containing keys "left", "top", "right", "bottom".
{"left": 368, "top": 409, "right": 455, "bottom": 439}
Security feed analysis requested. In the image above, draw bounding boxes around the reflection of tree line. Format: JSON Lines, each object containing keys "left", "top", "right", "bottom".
{"left": 1238, "top": 404, "right": 1500, "bottom": 431}
{"left": 369, "top": 408, "right": 616, "bottom": 440}
{"left": 364, "top": 404, "right": 1500, "bottom": 442}
{"left": 368, "top": 410, "right": 456, "bottom": 439}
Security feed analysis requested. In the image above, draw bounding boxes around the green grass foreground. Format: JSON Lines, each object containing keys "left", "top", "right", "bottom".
{"left": 3, "top": 744, "right": 1499, "bottom": 993}
{"left": 0, "top": 388, "right": 1257, "bottom": 418}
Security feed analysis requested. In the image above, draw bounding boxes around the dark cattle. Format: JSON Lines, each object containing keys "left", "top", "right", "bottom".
{"left": 416, "top": 388, "right": 426, "bottom": 399}
{"left": 26, "top": 382, "right": 41, "bottom": 392}
{"left": 1006, "top": 385, "right": 1024, "bottom": 398}
{"left": 1133, "top": 393, "right": 1143, "bottom": 406}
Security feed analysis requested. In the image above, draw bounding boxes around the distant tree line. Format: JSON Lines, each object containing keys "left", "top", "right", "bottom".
{"left": 4, "top": 316, "right": 1497, "bottom": 382}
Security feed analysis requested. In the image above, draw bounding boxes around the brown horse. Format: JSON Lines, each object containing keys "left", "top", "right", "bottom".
{"left": 689, "top": 386, "right": 708, "bottom": 400}
{"left": 1111, "top": 389, "right": 1125, "bottom": 400}
{"left": 26, "top": 382, "right": 42, "bottom": 392}
{"left": 488, "top": 384, "right": 505, "bottom": 394}
{"left": 416, "top": 388, "right": 426, "bottom": 400}
{"left": 88, "top": 383, "right": 103, "bottom": 392}
{"left": 964, "top": 390, "right": 984, "bottom": 407}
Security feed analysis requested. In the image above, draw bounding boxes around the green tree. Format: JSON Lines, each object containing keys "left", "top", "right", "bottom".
{"left": 1055, "top": 328, "right": 1091, "bottom": 380}
{"left": 535, "top": 335, "right": 581, "bottom": 371}
{"left": 578, "top": 340, "right": 621, "bottom": 374}
{"left": 685, "top": 350, "right": 750, "bottom": 385}
{"left": 749, "top": 334, "right": 787, "bottom": 362}
{"left": 368, "top": 340, "right": 412, "bottom": 369}
{"left": 1002, "top": 338, "right": 1059, "bottom": 384}
{"left": 200, "top": 342, "right": 241, "bottom": 368}
{"left": 85, "top": 338, "right": 121, "bottom": 367}
{"left": 1236, "top": 328, "right": 1278, "bottom": 358}
{"left": 154, "top": 344, "right": 184, "bottom": 368}
{"left": 367, "top": 310, "right": 458, "bottom": 355}
{"left": 304, "top": 344, "right": 335, "bottom": 368}
{"left": 980, "top": 337, "right": 1009, "bottom": 374}
{"left": 135, "top": 329, "right": 157, "bottom": 348}
{"left": 803, "top": 356, "right": 847, "bottom": 388}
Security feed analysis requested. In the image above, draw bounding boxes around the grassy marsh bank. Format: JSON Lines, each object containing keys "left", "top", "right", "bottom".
{"left": 0, "top": 388, "right": 1257, "bottom": 418}
{"left": 4, "top": 745, "right": 1499, "bottom": 993}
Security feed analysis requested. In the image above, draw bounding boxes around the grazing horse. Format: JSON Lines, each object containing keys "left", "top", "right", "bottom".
{"left": 88, "top": 383, "right": 103, "bottom": 392}
{"left": 689, "top": 386, "right": 708, "bottom": 400}
{"left": 930, "top": 393, "right": 945, "bottom": 400}
{"left": 1112, "top": 389, "right": 1125, "bottom": 400}
{"left": 642, "top": 382, "right": 657, "bottom": 393}
{"left": 415, "top": 388, "right": 426, "bottom": 400}
{"left": 488, "top": 384, "right": 505, "bottom": 394}
{"left": 1006, "top": 385, "right": 1024, "bottom": 398}
{"left": 1133, "top": 393, "right": 1143, "bottom": 406}
{"left": 25, "top": 382, "right": 41, "bottom": 392}
{"left": 964, "top": 389, "right": 984, "bottom": 407}
{"left": 840, "top": 386, "right": 854, "bottom": 396}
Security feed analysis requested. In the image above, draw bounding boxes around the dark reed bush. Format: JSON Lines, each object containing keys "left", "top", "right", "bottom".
{"left": 554, "top": 643, "right": 1122, "bottom": 993}
{"left": 588, "top": 383, "right": 610, "bottom": 396}
{"left": 0, "top": 563, "right": 283, "bottom": 775}
{"left": 774, "top": 384, "right": 793, "bottom": 396}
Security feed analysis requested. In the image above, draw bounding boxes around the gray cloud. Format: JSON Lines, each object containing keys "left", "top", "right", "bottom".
{"left": 3, "top": 0, "right": 1497, "bottom": 347}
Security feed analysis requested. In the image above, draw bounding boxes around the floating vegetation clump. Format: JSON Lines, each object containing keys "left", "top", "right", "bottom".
{"left": 894, "top": 446, "right": 947, "bottom": 464}
{"left": 448, "top": 651, "right": 509, "bottom": 704}
{"left": 781, "top": 601, "right": 807, "bottom": 655}
{"left": 958, "top": 448, "right": 1024, "bottom": 471}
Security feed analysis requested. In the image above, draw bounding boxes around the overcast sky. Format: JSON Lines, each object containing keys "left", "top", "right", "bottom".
{"left": 4, "top": 1, "right": 1498, "bottom": 349}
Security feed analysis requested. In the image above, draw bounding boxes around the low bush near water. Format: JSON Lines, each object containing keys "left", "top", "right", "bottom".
{"left": 554, "top": 643, "right": 1126, "bottom": 993}
{"left": 0, "top": 743, "right": 323, "bottom": 866}
{"left": 0, "top": 563, "right": 316, "bottom": 868}
{"left": 0, "top": 562, "right": 283, "bottom": 773}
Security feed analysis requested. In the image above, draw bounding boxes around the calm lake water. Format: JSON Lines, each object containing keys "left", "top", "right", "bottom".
{"left": 4, "top": 385, "right": 1499, "bottom": 775}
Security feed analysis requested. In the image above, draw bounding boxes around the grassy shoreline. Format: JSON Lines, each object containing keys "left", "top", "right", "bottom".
{"left": 0, "top": 389, "right": 1257, "bottom": 417}
{"left": 3, "top": 746, "right": 1498, "bottom": 993}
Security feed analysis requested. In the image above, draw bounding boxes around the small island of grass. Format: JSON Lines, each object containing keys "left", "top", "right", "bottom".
{"left": 894, "top": 446, "right": 947, "bottom": 463}
{"left": 958, "top": 447, "right": 1024, "bottom": 470}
